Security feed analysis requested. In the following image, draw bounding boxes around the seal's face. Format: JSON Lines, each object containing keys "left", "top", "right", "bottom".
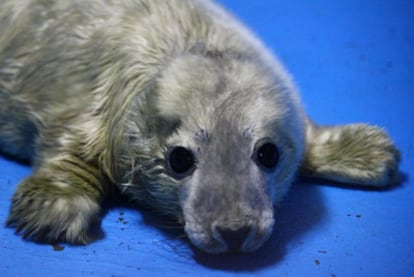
{"left": 147, "top": 54, "right": 305, "bottom": 253}
{"left": 167, "top": 125, "right": 278, "bottom": 253}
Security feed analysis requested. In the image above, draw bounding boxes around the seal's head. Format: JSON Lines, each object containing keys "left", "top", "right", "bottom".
{"left": 122, "top": 53, "right": 305, "bottom": 254}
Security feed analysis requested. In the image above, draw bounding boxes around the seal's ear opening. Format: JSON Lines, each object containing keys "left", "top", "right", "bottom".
{"left": 300, "top": 120, "right": 401, "bottom": 187}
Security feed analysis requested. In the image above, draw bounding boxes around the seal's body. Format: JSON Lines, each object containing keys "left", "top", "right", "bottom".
{"left": 0, "top": 0, "right": 400, "bottom": 254}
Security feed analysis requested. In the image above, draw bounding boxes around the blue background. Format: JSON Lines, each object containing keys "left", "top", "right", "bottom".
{"left": 1, "top": 0, "right": 413, "bottom": 276}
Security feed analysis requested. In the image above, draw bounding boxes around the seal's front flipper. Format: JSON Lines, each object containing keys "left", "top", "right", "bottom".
{"left": 7, "top": 156, "right": 107, "bottom": 244}
{"left": 300, "top": 121, "right": 401, "bottom": 187}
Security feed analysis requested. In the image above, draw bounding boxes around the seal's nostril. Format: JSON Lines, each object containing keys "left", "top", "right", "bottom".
{"left": 216, "top": 226, "right": 251, "bottom": 252}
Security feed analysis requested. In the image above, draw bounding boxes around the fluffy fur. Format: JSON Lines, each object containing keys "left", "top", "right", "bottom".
{"left": 0, "top": 0, "right": 400, "bottom": 253}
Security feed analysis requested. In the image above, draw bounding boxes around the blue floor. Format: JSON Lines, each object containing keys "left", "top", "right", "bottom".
{"left": 1, "top": 1, "right": 413, "bottom": 276}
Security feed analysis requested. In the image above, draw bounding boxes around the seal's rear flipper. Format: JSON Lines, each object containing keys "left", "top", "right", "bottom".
{"left": 300, "top": 120, "right": 401, "bottom": 187}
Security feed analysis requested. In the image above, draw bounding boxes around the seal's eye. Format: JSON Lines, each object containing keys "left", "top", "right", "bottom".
{"left": 167, "top": 146, "right": 196, "bottom": 178}
{"left": 253, "top": 139, "right": 279, "bottom": 171}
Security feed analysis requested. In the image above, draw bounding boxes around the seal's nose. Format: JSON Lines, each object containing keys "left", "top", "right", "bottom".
{"left": 216, "top": 226, "right": 251, "bottom": 252}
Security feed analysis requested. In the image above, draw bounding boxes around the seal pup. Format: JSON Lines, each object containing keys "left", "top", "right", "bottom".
{"left": 0, "top": 0, "right": 400, "bottom": 254}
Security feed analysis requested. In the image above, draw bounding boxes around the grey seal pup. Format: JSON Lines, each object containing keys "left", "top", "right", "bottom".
{"left": 0, "top": 0, "right": 400, "bottom": 254}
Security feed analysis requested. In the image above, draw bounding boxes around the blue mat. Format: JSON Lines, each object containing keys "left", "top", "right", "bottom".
{"left": 1, "top": 1, "right": 413, "bottom": 276}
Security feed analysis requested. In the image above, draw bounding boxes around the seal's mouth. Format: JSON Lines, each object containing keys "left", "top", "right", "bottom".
{"left": 183, "top": 214, "right": 275, "bottom": 254}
